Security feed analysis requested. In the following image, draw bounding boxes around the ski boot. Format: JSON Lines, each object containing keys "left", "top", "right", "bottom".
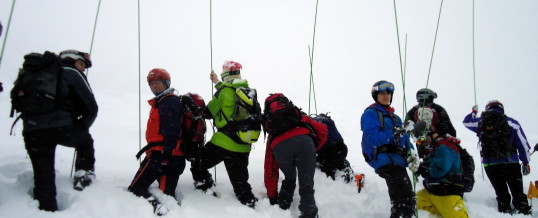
{"left": 73, "top": 170, "right": 95, "bottom": 191}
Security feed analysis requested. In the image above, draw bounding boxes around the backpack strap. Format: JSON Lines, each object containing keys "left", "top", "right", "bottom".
{"left": 366, "top": 107, "right": 385, "bottom": 130}
{"left": 376, "top": 110, "right": 384, "bottom": 130}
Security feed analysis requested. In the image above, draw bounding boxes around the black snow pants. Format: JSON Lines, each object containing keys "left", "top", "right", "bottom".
{"left": 484, "top": 162, "right": 531, "bottom": 214}
{"left": 378, "top": 165, "right": 416, "bottom": 218}
{"left": 316, "top": 141, "right": 353, "bottom": 183}
{"left": 190, "top": 142, "right": 256, "bottom": 205}
{"left": 23, "top": 125, "right": 95, "bottom": 212}
{"left": 128, "top": 150, "right": 186, "bottom": 199}
{"left": 273, "top": 135, "right": 318, "bottom": 218}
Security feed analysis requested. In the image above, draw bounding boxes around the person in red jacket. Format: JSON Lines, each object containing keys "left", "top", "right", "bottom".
{"left": 128, "top": 68, "right": 186, "bottom": 215}
{"left": 263, "top": 93, "right": 327, "bottom": 218}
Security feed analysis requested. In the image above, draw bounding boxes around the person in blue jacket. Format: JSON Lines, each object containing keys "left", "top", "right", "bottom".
{"left": 463, "top": 100, "right": 532, "bottom": 215}
{"left": 361, "top": 80, "right": 417, "bottom": 218}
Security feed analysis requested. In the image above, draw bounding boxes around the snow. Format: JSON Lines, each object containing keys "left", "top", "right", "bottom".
{"left": 1, "top": 0, "right": 538, "bottom": 217}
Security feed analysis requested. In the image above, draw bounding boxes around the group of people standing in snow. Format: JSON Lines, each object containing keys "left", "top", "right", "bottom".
{"left": 11, "top": 52, "right": 533, "bottom": 217}
{"left": 362, "top": 80, "right": 532, "bottom": 217}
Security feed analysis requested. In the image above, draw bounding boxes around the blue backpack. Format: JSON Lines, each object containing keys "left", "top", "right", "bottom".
{"left": 310, "top": 113, "right": 343, "bottom": 151}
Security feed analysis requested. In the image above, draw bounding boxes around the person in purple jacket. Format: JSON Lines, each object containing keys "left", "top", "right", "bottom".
{"left": 463, "top": 100, "right": 532, "bottom": 215}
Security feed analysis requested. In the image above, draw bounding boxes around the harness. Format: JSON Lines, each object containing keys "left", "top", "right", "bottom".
{"left": 369, "top": 107, "right": 406, "bottom": 160}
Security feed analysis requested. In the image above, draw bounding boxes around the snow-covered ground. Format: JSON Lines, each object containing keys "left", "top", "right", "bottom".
{"left": 1, "top": 0, "right": 537, "bottom": 217}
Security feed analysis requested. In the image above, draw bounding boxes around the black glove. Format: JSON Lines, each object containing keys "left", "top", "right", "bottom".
{"left": 522, "top": 164, "right": 531, "bottom": 176}
{"left": 0, "top": 82, "right": 3, "bottom": 92}
{"left": 269, "top": 197, "right": 278, "bottom": 205}
{"left": 416, "top": 162, "right": 429, "bottom": 178}
{"left": 182, "top": 143, "right": 198, "bottom": 162}
{"left": 411, "top": 120, "right": 428, "bottom": 139}
{"left": 393, "top": 126, "right": 405, "bottom": 139}
{"left": 160, "top": 150, "right": 173, "bottom": 174}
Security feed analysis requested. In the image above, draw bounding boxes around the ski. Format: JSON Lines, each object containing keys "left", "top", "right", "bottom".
{"left": 355, "top": 173, "right": 365, "bottom": 193}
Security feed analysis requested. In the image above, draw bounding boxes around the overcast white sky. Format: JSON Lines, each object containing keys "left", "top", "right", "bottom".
{"left": 1, "top": 0, "right": 537, "bottom": 149}
{"left": 0, "top": 1, "right": 538, "bottom": 217}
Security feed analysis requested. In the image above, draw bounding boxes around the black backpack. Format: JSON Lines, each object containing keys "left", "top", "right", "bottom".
{"left": 478, "top": 110, "right": 515, "bottom": 159}
{"left": 10, "top": 51, "right": 62, "bottom": 117}
{"left": 456, "top": 144, "right": 475, "bottom": 192}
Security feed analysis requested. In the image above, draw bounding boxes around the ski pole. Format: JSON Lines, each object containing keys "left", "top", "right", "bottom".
{"left": 0, "top": 0, "right": 16, "bottom": 72}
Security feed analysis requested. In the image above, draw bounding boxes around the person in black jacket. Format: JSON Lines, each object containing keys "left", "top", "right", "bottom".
{"left": 406, "top": 88, "right": 456, "bottom": 144}
{"left": 22, "top": 50, "right": 98, "bottom": 212}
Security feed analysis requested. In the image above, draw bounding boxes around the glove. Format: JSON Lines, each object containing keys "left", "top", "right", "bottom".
{"left": 403, "top": 120, "right": 414, "bottom": 132}
{"left": 407, "top": 149, "right": 420, "bottom": 173}
{"left": 416, "top": 162, "right": 429, "bottom": 178}
{"left": 160, "top": 150, "right": 173, "bottom": 174}
{"left": 411, "top": 120, "right": 428, "bottom": 139}
{"left": 0, "top": 82, "right": 3, "bottom": 92}
{"left": 522, "top": 164, "right": 531, "bottom": 176}
{"left": 393, "top": 126, "right": 405, "bottom": 139}
{"left": 472, "top": 105, "right": 479, "bottom": 114}
{"left": 210, "top": 70, "right": 220, "bottom": 84}
{"left": 269, "top": 197, "right": 278, "bottom": 205}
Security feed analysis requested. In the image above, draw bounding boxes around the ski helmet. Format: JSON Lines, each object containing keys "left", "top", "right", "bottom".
{"left": 485, "top": 100, "right": 504, "bottom": 113}
{"left": 371, "top": 80, "right": 395, "bottom": 104}
{"left": 221, "top": 61, "right": 242, "bottom": 81}
{"left": 416, "top": 88, "right": 437, "bottom": 104}
{"left": 59, "top": 50, "right": 92, "bottom": 68}
{"left": 147, "top": 68, "right": 171, "bottom": 89}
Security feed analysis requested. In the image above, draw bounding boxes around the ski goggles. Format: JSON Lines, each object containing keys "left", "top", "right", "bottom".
{"left": 485, "top": 100, "right": 504, "bottom": 112}
{"left": 221, "top": 70, "right": 240, "bottom": 80}
{"left": 60, "top": 50, "right": 92, "bottom": 68}
{"left": 372, "top": 81, "right": 395, "bottom": 92}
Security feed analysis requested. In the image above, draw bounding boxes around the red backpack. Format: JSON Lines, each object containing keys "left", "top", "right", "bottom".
{"left": 263, "top": 93, "right": 327, "bottom": 149}
{"left": 179, "top": 93, "right": 208, "bottom": 159}
{"left": 263, "top": 93, "right": 303, "bottom": 135}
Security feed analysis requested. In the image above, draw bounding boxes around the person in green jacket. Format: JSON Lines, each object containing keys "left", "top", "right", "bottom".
{"left": 191, "top": 60, "right": 258, "bottom": 208}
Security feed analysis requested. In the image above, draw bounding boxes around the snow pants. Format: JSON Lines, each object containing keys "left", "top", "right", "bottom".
{"left": 128, "top": 150, "right": 186, "bottom": 199}
{"left": 416, "top": 189, "right": 468, "bottom": 218}
{"left": 316, "top": 141, "right": 353, "bottom": 183}
{"left": 23, "top": 125, "right": 95, "bottom": 212}
{"left": 378, "top": 165, "right": 416, "bottom": 218}
{"left": 273, "top": 135, "right": 318, "bottom": 218}
{"left": 190, "top": 142, "right": 256, "bottom": 205}
{"left": 484, "top": 162, "right": 531, "bottom": 214}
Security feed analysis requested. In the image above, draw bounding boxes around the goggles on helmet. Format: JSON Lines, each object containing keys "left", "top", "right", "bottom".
{"left": 60, "top": 50, "right": 92, "bottom": 68}
{"left": 221, "top": 70, "right": 240, "bottom": 81}
{"left": 372, "top": 81, "right": 395, "bottom": 92}
{"left": 485, "top": 100, "right": 504, "bottom": 111}
{"left": 417, "top": 89, "right": 437, "bottom": 101}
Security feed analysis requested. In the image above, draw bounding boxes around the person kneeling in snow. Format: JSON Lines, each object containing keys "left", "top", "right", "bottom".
{"left": 414, "top": 124, "right": 469, "bottom": 217}
{"left": 263, "top": 93, "right": 328, "bottom": 218}
{"left": 310, "top": 113, "right": 354, "bottom": 183}
{"left": 128, "top": 68, "right": 186, "bottom": 215}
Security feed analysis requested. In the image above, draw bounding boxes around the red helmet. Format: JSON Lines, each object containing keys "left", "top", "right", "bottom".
{"left": 147, "top": 68, "right": 171, "bottom": 82}
{"left": 222, "top": 60, "right": 242, "bottom": 72}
